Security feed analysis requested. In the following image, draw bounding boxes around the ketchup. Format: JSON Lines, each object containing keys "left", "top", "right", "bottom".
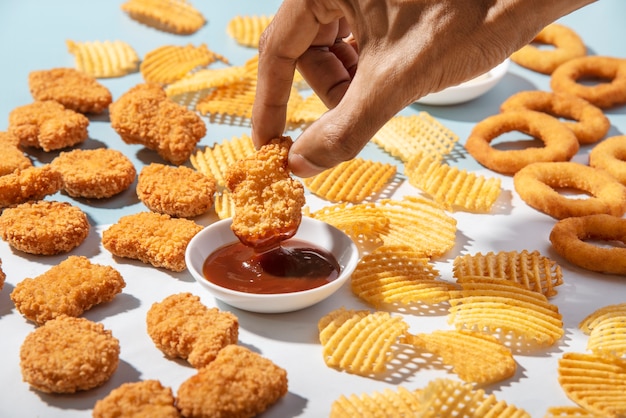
{"left": 202, "top": 239, "right": 341, "bottom": 294}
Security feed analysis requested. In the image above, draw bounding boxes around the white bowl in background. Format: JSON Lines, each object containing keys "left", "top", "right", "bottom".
{"left": 415, "top": 59, "right": 510, "bottom": 106}
{"left": 185, "top": 217, "right": 360, "bottom": 314}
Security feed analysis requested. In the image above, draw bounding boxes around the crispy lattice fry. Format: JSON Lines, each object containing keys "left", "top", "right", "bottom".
{"left": 66, "top": 40, "right": 139, "bottom": 78}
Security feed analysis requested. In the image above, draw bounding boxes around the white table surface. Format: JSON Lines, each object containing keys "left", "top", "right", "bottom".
{"left": 0, "top": 1, "right": 625, "bottom": 417}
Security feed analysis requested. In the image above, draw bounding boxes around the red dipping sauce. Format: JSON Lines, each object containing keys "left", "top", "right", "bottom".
{"left": 202, "top": 239, "right": 341, "bottom": 294}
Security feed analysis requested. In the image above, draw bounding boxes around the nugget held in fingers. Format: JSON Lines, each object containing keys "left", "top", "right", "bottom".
{"left": 8, "top": 100, "right": 89, "bottom": 151}
{"left": 28, "top": 68, "right": 113, "bottom": 114}
{"left": 146, "top": 292, "right": 238, "bottom": 368}
{"left": 110, "top": 83, "right": 206, "bottom": 165}
{"left": 11, "top": 255, "right": 126, "bottom": 325}
{"left": 137, "top": 163, "right": 216, "bottom": 218}
{"left": 225, "top": 136, "right": 305, "bottom": 250}
{"left": 102, "top": 211, "right": 202, "bottom": 271}
{"left": 20, "top": 315, "right": 119, "bottom": 393}
{"left": 176, "top": 345, "right": 288, "bottom": 418}
{"left": 93, "top": 380, "right": 179, "bottom": 418}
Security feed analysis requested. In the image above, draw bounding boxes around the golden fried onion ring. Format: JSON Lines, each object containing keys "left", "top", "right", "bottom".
{"left": 513, "top": 161, "right": 626, "bottom": 220}
{"left": 550, "top": 214, "right": 626, "bottom": 275}
{"left": 510, "top": 23, "right": 586, "bottom": 75}
{"left": 500, "top": 90, "right": 609, "bottom": 145}
{"left": 589, "top": 135, "right": 626, "bottom": 185}
{"left": 550, "top": 56, "right": 626, "bottom": 109}
{"left": 465, "top": 110, "right": 579, "bottom": 175}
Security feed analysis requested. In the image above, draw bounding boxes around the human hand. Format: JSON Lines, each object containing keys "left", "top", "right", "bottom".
{"left": 252, "top": 0, "right": 595, "bottom": 177}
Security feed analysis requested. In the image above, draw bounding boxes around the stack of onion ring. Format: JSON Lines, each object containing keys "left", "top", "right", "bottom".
{"left": 510, "top": 23, "right": 586, "bottom": 75}
{"left": 549, "top": 214, "right": 626, "bottom": 275}
{"left": 513, "top": 161, "right": 626, "bottom": 219}
{"left": 589, "top": 135, "right": 626, "bottom": 185}
{"left": 465, "top": 110, "right": 579, "bottom": 175}
{"left": 500, "top": 90, "right": 609, "bottom": 145}
{"left": 550, "top": 56, "right": 626, "bottom": 109}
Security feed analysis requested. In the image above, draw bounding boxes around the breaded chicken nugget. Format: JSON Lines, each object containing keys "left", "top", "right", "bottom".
{"left": 0, "top": 259, "right": 5, "bottom": 293}
{"left": 0, "top": 165, "right": 61, "bottom": 209}
{"left": 177, "top": 345, "right": 288, "bottom": 418}
{"left": 51, "top": 148, "right": 136, "bottom": 199}
{"left": 102, "top": 211, "right": 202, "bottom": 271}
{"left": 0, "top": 200, "right": 90, "bottom": 255}
{"left": 0, "top": 132, "right": 32, "bottom": 176}
{"left": 93, "top": 380, "right": 179, "bottom": 418}
{"left": 225, "top": 136, "right": 305, "bottom": 251}
{"left": 8, "top": 100, "right": 89, "bottom": 151}
{"left": 137, "top": 163, "right": 216, "bottom": 218}
{"left": 11, "top": 255, "right": 125, "bottom": 325}
{"left": 28, "top": 68, "right": 113, "bottom": 114}
{"left": 20, "top": 315, "right": 119, "bottom": 393}
{"left": 146, "top": 292, "right": 238, "bottom": 368}
{"left": 110, "top": 83, "right": 206, "bottom": 165}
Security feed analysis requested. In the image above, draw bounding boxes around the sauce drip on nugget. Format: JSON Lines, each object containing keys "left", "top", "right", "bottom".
{"left": 225, "top": 136, "right": 305, "bottom": 251}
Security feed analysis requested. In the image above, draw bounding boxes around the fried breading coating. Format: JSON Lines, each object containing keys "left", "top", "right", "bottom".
{"left": 0, "top": 200, "right": 89, "bottom": 255}
{"left": 176, "top": 345, "right": 288, "bottom": 418}
{"left": 146, "top": 292, "right": 238, "bottom": 368}
{"left": 0, "top": 258, "right": 5, "bottom": 293}
{"left": 0, "top": 165, "right": 61, "bottom": 209}
{"left": 51, "top": 148, "right": 136, "bottom": 199}
{"left": 0, "top": 131, "right": 32, "bottom": 176}
{"left": 11, "top": 255, "right": 125, "bottom": 325}
{"left": 8, "top": 100, "right": 89, "bottom": 151}
{"left": 110, "top": 83, "right": 206, "bottom": 165}
{"left": 225, "top": 136, "right": 305, "bottom": 250}
{"left": 137, "top": 163, "right": 216, "bottom": 218}
{"left": 20, "top": 315, "right": 119, "bottom": 393}
{"left": 102, "top": 211, "right": 202, "bottom": 272}
{"left": 93, "top": 380, "right": 179, "bottom": 418}
{"left": 28, "top": 68, "right": 112, "bottom": 114}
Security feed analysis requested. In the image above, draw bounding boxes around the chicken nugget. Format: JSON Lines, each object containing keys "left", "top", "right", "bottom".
{"left": 110, "top": 83, "right": 206, "bottom": 165}
{"left": 146, "top": 292, "right": 238, "bottom": 368}
{"left": 102, "top": 211, "right": 202, "bottom": 271}
{"left": 20, "top": 315, "right": 119, "bottom": 393}
{"left": 0, "top": 200, "right": 89, "bottom": 255}
{"left": 225, "top": 136, "right": 305, "bottom": 251}
{"left": 176, "top": 345, "right": 288, "bottom": 418}
{"left": 137, "top": 163, "right": 216, "bottom": 218}
{"left": 0, "top": 259, "right": 5, "bottom": 293}
{"left": 28, "top": 68, "right": 112, "bottom": 114}
{"left": 51, "top": 148, "right": 136, "bottom": 199}
{"left": 11, "top": 255, "right": 125, "bottom": 325}
{"left": 8, "top": 100, "right": 89, "bottom": 151}
{"left": 93, "top": 380, "right": 179, "bottom": 418}
{"left": 0, "top": 165, "right": 61, "bottom": 209}
{"left": 0, "top": 131, "right": 32, "bottom": 176}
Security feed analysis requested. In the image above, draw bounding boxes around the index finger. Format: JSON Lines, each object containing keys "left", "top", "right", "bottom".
{"left": 251, "top": 0, "right": 343, "bottom": 148}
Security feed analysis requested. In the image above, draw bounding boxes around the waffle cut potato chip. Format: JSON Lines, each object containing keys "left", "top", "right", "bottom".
{"left": 579, "top": 303, "right": 626, "bottom": 358}
{"left": 351, "top": 245, "right": 452, "bottom": 308}
{"left": 405, "top": 152, "right": 501, "bottom": 212}
{"left": 308, "top": 202, "right": 389, "bottom": 247}
{"left": 318, "top": 307, "right": 409, "bottom": 375}
{"left": 403, "top": 329, "right": 516, "bottom": 385}
{"left": 376, "top": 196, "right": 457, "bottom": 259}
{"left": 448, "top": 277, "right": 564, "bottom": 349}
{"left": 213, "top": 190, "right": 236, "bottom": 220}
{"left": 165, "top": 66, "right": 246, "bottom": 98}
{"left": 558, "top": 352, "right": 626, "bottom": 417}
{"left": 66, "top": 40, "right": 139, "bottom": 78}
{"left": 372, "top": 113, "right": 459, "bottom": 162}
{"left": 417, "top": 378, "right": 530, "bottom": 418}
{"left": 226, "top": 15, "right": 273, "bottom": 48}
{"left": 544, "top": 406, "right": 599, "bottom": 417}
{"left": 141, "top": 44, "right": 228, "bottom": 85}
{"left": 288, "top": 93, "right": 328, "bottom": 128}
{"left": 453, "top": 250, "right": 564, "bottom": 298}
{"left": 304, "top": 158, "right": 397, "bottom": 203}
{"left": 329, "top": 386, "right": 423, "bottom": 418}
{"left": 190, "top": 134, "right": 256, "bottom": 187}
{"left": 121, "top": 0, "right": 205, "bottom": 35}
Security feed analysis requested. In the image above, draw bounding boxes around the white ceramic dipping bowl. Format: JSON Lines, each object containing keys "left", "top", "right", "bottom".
{"left": 415, "top": 59, "right": 510, "bottom": 106}
{"left": 185, "top": 217, "right": 360, "bottom": 314}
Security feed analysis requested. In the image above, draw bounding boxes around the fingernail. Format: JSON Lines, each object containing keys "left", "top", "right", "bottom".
{"left": 288, "top": 153, "right": 325, "bottom": 178}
